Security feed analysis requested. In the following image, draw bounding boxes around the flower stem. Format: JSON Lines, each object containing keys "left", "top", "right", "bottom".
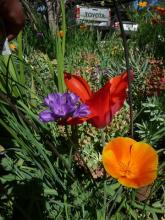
{"left": 113, "top": 0, "right": 134, "bottom": 138}
{"left": 101, "top": 128, "right": 105, "bottom": 147}
{"left": 56, "top": 0, "right": 66, "bottom": 93}
{"left": 65, "top": 125, "right": 97, "bottom": 186}
{"left": 106, "top": 185, "right": 123, "bottom": 219}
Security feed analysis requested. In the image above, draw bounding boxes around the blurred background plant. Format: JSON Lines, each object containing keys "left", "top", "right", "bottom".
{"left": 131, "top": 0, "right": 165, "bottom": 60}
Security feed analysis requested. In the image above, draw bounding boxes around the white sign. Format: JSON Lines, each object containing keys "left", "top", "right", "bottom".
{"left": 123, "top": 23, "right": 138, "bottom": 32}
{"left": 75, "top": 5, "right": 111, "bottom": 27}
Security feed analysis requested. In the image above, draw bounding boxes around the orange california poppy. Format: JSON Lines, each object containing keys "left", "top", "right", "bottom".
{"left": 102, "top": 137, "right": 158, "bottom": 188}
{"left": 64, "top": 71, "right": 131, "bottom": 128}
{"left": 138, "top": 1, "right": 148, "bottom": 7}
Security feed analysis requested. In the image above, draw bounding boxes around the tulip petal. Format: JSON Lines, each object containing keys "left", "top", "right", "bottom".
{"left": 110, "top": 71, "right": 131, "bottom": 116}
{"left": 64, "top": 72, "right": 92, "bottom": 102}
{"left": 65, "top": 116, "right": 89, "bottom": 125}
{"left": 110, "top": 71, "right": 128, "bottom": 94}
{"left": 86, "top": 72, "right": 129, "bottom": 128}
{"left": 65, "top": 71, "right": 130, "bottom": 128}
{"left": 65, "top": 111, "right": 95, "bottom": 125}
{"left": 86, "top": 81, "right": 112, "bottom": 128}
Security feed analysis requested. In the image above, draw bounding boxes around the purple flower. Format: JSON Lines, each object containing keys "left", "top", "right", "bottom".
{"left": 39, "top": 92, "right": 90, "bottom": 123}
{"left": 44, "top": 93, "right": 75, "bottom": 117}
{"left": 39, "top": 110, "right": 56, "bottom": 122}
{"left": 73, "top": 104, "right": 90, "bottom": 118}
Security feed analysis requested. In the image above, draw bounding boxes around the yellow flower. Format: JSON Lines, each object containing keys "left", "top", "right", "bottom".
{"left": 138, "top": 1, "right": 148, "bottom": 7}
{"left": 102, "top": 137, "right": 158, "bottom": 188}
{"left": 57, "top": 30, "right": 64, "bottom": 38}
{"left": 9, "top": 43, "right": 17, "bottom": 51}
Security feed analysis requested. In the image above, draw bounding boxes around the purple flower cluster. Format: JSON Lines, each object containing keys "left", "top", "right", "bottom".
{"left": 39, "top": 92, "right": 90, "bottom": 123}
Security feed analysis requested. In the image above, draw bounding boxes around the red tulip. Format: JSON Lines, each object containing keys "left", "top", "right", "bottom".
{"left": 64, "top": 71, "right": 131, "bottom": 128}
{"left": 64, "top": 73, "right": 92, "bottom": 102}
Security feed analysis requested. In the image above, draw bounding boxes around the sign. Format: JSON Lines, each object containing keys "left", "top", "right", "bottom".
{"left": 75, "top": 5, "right": 111, "bottom": 28}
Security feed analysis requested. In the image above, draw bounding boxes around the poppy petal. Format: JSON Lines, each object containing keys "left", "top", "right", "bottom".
{"left": 118, "top": 170, "right": 157, "bottom": 189}
{"left": 130, "top": 142, "right": 158, "bottom": 173}
{"left": 123, "top": 142, "right": 158, "bottom": 188}
{"left": 102, "top": 137, "right": 137, "bottom": 178}
{"left": 102, "top": 137, "right": 158, "bottom": 189}
{"left": 64, "top": 72, "right": 92, "bottom": 102}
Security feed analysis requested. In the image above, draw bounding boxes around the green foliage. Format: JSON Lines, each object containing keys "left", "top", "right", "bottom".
{"left": 131, "top": 7, "right": 165, "bottom": 60}
{"left": 135, "top": 94, "right": 165, "bottom": 145}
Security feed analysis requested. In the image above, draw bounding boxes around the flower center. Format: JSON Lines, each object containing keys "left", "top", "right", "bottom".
{"left": 119, "top": 162, "right": 132, "bottom": 178}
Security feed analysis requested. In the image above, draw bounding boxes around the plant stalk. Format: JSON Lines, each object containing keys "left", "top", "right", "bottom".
{"left": 113, "top": 0, "right": 134, "bottom": 138}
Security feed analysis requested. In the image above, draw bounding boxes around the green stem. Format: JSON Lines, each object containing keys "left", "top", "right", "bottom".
{"left": 106, "top": 185, "right": 123, "bottom": 219}
{"left": 60, "top": 0, "right": 66, "bottom": 56}
{"left": 65, "top": 125, "right": 97, "bottom": 186}
{"left": 113, "top": 0, "right": 134, "bottom": 138}
{"left": 101, "top": 128, "right": 105, "bottom": 147}
{"left": 56, "top": 37, "right": 65, "bottom": 92}
{"left": 56, "top": 0, "right": 66, "bottom": 92}
{"left": 18, "top": 31, "right": 25, "bottom": 85}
